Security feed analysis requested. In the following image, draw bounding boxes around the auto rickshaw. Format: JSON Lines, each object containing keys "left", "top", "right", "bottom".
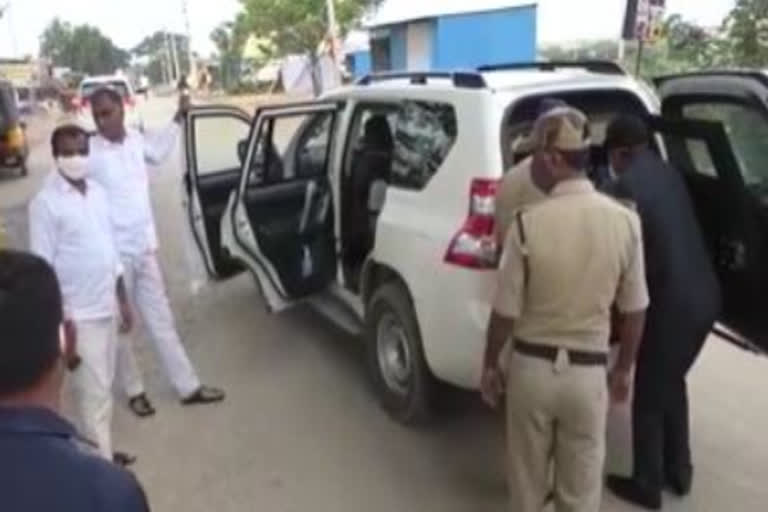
{"left": 0, "top": 80, "right": 29, "bottom": 177}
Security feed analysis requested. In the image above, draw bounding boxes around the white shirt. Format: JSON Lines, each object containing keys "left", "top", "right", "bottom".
{"left": 88, "top": 123, "right": 180, "bottom": 257}
{"left": 29, "top": 171, "right": 123, "bottom": 321}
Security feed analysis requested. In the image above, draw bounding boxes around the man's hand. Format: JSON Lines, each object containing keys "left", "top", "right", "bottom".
{"left": 119, "top": 300, "right": 133, "bottom": 334}
{"left": 62, "top": 319, "right": 82, "bottom": 371}
{"left": 609, "top": 367, "right": 632, "bottom": 403}
{"left": 480, "top": 364, "right": 505, "bottom": 409}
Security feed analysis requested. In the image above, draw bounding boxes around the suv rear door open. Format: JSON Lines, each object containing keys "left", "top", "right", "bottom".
{"left": 653, "top": 71, "right": 768, "bottom": 353}
{"left": 228, "top": 102, "right": 343, "bottom": 312}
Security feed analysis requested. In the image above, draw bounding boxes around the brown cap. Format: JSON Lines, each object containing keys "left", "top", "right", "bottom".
{"left": 515, "top": 107, "right": 591, "bottom": 154}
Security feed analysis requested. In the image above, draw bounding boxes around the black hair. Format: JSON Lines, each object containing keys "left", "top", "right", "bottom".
{"left": 0, "top": 250, "right": 63, "bottom": 397}
{"left": 50, "top": 124, "right": 88, "bottom": 157}
{"left": 89, "top": 86, "right": 123, "bottom": 107}
{"left": 605, "top": 115, "right": 650, "bottom": 150}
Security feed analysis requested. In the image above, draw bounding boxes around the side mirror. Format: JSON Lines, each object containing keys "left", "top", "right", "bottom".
{"left": 237, "top": 139, "right": 248, "bottom": 165}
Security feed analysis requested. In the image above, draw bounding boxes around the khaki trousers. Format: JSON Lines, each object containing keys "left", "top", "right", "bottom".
{"left": 505, "top": 350, "right": 608, "bottom": 512}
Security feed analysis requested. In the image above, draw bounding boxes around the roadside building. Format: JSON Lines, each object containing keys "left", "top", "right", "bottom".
{"left": 365, "top": 0, "right": 538, "bottom": 72}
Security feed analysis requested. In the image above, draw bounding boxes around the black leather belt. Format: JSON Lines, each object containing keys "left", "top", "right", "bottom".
{"left": 514, "top": 340, "right": 607, "bottom": 366}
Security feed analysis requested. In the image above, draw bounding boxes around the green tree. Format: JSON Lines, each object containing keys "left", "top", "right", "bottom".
{"left": 40, "top": 18, "right": 128, "bottom": 75}
{"left": 239, "top": 0, "right": 375, "bottom": 94}
{"left": 723, "top": 0, "right": 768, "bottom": 67}
{"left": 211, "top": 14, "right": 251, "bottom": 90}
{"left": 132, "top": 31, "right": 192, "bottom": 84}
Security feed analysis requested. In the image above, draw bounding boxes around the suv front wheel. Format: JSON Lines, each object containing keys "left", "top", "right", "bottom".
{"left": 365, "top": 281, "right": 434, "bottom": 425}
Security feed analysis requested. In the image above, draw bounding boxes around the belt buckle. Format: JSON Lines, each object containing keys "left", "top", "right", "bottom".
{"left": 554, "top": 348, "right": 569, "bottom": 373}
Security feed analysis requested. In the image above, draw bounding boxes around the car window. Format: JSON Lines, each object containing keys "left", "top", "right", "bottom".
{"left": 193, "top": 114, "right": 251, "bottom": 175}
{"left": 344, "top": 104, "right": 399, "bottom": 176}
{"left": 684, "top": 102, "right": 768, "bottom": 194}
{"left": 390, "top": 101, "right": 457, "bottom": 190}
{"left": 249, "top": 111, "right": 336, "bottom": 185}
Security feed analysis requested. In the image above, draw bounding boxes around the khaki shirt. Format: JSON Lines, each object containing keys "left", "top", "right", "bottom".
{"left": 493, "top": 178, "right": 649, "bottom": 352}
{"left": 495, "top": 157, "right": 548, "bottom": 244}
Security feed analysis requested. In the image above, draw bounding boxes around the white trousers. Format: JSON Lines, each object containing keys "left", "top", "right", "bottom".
{"left": 116, "top": 251, "right": 200, "bottom": 398}
{"left": 69, "top": 317, "right": 118, "bottom": 459}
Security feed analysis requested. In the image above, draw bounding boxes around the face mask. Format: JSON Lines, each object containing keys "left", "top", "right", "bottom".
{"left": 57, "top": 155, "right": 89, "bottom": 181}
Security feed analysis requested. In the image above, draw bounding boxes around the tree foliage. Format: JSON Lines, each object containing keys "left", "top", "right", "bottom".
{"left": 211, "top": 14, "right": 253, "bottom": 89}
{"left": 132, "top": 31, "right": 192, "bottom": 84}
{"left": 239, "top": 0, "right": 373, "bottom": 57}
{"left": 40, "top": 18, "right": 128, "bottom": 75}
{"left": 723, "top": 0, "right": 768, "bottom": 67}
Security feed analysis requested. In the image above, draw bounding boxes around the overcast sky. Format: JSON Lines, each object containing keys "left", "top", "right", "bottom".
{"left": 0, "top": 0, "right": 736, "bottom": 59}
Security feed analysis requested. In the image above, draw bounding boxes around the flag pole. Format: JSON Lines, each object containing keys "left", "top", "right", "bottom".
{"left": 635, "top": 39, "right": 645, "bottom": 76}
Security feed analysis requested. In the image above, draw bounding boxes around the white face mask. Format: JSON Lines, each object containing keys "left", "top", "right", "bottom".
{"left": 57, "top": 155, "right": 89, "bottom": 181}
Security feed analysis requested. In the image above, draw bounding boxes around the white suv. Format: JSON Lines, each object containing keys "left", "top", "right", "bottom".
{"left": 76, "top": 75, "right": 144, "bottom": 132}
{"left": 183, "top": 62, "right": 768, "bottom": 424}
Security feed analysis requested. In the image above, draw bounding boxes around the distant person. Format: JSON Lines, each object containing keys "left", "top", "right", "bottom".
{"left": 87, "top": 87, "right": 224, "bottom": 417}
{"left": 28, "top": 124, "right": 135, "bottom": 465}
{"left": 139, "top": 76, "right": 150, "bottom": 100}
{"left": 603, "top": 115, "right": 721, "bottom": 510}
{"left": 0, "top": 250, "right": 150, "bottom": 511}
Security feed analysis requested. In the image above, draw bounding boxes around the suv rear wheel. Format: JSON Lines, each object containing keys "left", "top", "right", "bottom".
{"left": 365, "top": 281, "right": 434, "bottom": 425}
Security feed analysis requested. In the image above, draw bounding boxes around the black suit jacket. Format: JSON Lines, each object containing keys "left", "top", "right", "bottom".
{"left": 610, "top": 150, "right": 721, "bottom": 337}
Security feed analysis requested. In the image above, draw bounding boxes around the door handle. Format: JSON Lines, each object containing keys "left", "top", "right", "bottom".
{"left": 718, "top": 237, "right": 747, "bottom": 271}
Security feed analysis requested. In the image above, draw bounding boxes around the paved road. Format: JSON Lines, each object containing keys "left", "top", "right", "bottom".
{"left": 3, "top": 96, "right": 767, "bottom": 511}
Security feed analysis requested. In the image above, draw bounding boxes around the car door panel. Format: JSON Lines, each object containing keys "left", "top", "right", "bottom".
{"left": 650, "top": 80, "right": 768, "bottom": 352}
{"left": 184, "top": 106, "right": 252, "bottom": 280}
{"left": 230, "top": 102, "right": 342, "bottom": 311}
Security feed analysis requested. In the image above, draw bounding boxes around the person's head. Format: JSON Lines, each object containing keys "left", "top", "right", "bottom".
{"left": 51, "top": 124, "right": 89, "bottom": 182}
{"left": 604, "top": 115, "right": 650, "bottom": 175}
{"left": 0, "top": 251, "right": 73, "bottom": 406}
{"left": 90, "top": 87, "right": 126, "bottom": 142}
{"left": 528, "top": 106, "right": 592, "bottom": 189}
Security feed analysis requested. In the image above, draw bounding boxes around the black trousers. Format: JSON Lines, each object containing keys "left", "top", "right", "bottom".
{"left": 630, "top": 318, "right": 713, "bottom": 490}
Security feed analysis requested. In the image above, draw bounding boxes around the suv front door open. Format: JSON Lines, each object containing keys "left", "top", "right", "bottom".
{"left": 651, "top": 71, "right": 768, "bottom": 352}
{"left": 229, "top": 102, "right": 342, "bottom": 312}
{"left": 183, "top": 105, "right": 251, "bottom": 280}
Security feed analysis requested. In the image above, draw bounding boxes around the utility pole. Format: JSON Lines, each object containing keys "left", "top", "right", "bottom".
{"left": 169, "top": 32, "right": 181, "bottom": 83}
{"left": 164, "top": 30, "right": 176, "bottom": 83}
{"left": 181, "top": 0, "right": 198, "bottom": 87}
{"left": 325, "top": 0, "right": 342, "bottom": 87}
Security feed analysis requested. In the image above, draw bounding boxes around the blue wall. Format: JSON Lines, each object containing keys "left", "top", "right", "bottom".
{"left": 390, "top": 25, "right": 408, "bottom": 71}
{"left": 348, "top": 50, "right": 372, "bottom": 79}
{"left": 433, "top": 5, "right": 537, "bottom": 69}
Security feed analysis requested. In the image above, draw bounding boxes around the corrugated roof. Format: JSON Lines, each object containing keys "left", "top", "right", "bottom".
{"left": 366, "top": 0, "right": 537, "bottom": 28}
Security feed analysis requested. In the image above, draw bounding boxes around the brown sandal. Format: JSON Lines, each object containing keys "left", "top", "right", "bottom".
{"left": 128, "top": 393, "right": 156, "bottom": 418}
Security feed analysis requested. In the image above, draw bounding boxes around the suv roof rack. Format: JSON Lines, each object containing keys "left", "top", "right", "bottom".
{"left": 477, "top": 60, "right": 627, "bottom": 76}
{"left": 356, "top": 71, "right": 487, "bottom": 89}
{"left": 654, "top": 70, "right": 768, "bottom": 88}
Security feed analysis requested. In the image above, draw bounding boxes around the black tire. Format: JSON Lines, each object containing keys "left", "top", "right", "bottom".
{"left": 365, "top": 281, "right": 434, "bottom": 425}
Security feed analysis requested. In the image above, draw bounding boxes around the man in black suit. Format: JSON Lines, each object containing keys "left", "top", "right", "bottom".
{"left": 603, "top": 116, "right": 721, "bottom": 510}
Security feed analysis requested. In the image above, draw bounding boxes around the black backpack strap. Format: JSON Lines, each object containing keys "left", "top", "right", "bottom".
{"left": 515, "top": 210, "right": 530, "bottom": 289}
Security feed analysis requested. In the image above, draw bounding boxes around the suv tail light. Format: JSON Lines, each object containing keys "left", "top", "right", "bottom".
{"left": 444, "top": 178, "right": 500, "bottom": 269}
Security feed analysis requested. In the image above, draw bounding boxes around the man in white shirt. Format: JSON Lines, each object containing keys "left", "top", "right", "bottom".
{"left": 87, "top": 87, "right": 224, "bottom": 416}
{"left": 29, "top": 124, "right": 134, "bottom": 462}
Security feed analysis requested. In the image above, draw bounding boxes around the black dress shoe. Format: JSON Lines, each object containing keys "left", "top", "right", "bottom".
{"left": 606, "top": 475, "right": 662, "bottom": 510}
{"left": 666, "top": 468, "right": 693, "bottom": 496}
{"left": 181, "top": 385, "right": 225, "bottom": 406}
{"left": 128, "top": 393, "right": 156, "bottom": 418}
{"left": 113, "top": 451, "right": 137, "bottom": 467}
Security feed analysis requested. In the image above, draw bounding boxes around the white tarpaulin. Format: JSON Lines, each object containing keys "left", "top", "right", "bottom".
{"left": 280, "top": 54, "right": 342, "bottom": 95}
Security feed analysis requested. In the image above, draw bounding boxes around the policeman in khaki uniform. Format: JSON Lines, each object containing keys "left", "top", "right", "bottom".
{"left": 480, "top": 107, "right": 650, "bottom": 512}
{"left": 495, "top": 98, "right": 567, "bottom": 245}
